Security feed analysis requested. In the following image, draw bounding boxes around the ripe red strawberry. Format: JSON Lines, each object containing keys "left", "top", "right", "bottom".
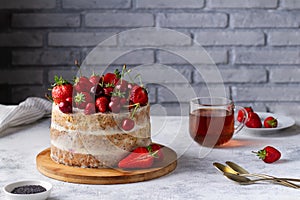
{"left": 103, "top": 73, "right": 119, "bottom": 85}
{"left": 130, "top": 86, "right": 148, "bottom": 106}
{"left": 74, "top": 76, "right": 93, "bottom": 92}
{"left": 95, "top": 96, "right": 109, "bottom": 113}
{"left": 237, "top": 107, "right": 253, "bottom": 122}
{"left": 263, "top": 116, "right": 278, "bottom": 128}
{"left": 148, "top": 144, "right": 164, "bottom": 161}
{"left": 65, "top": 97, "right": 72, "bottom": 104}
{"left": 84, "top": 103, "right": 96, "bottom": 115}
{"left": 132, "top": 147, "right": 149, "bottom": 154}
{"left": 74, "top": 92, "right": 93, "bottom": 109}
{"left": 51, "top": 76, "right": 73, "bottom": 105}
{"left": 246, "top": 112, "right": 262, "bottom": 128}
{"left": 118, "top": 151, "right": 154, "bottom": 169}
{"left": 121, "top": 118, "right": 135, "bottom": 131}
{"left": 89, "top": 74, "right": 101, "bottom": 85}
{"left": 252, "top": 146, "right": 281, "bottom": 163}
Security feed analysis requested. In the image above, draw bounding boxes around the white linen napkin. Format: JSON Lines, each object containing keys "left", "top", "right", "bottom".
{"left": 0, "top": 97, "right": 52, "bottom": 136}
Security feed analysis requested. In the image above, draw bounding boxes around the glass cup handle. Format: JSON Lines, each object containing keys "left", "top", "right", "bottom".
{"left": 234, "top": 105, "right": 248, "bottom": 134}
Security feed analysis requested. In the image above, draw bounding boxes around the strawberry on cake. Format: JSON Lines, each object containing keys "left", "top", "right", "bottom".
{"left": 49, "top": 65, "right": 153, "bottom": 168}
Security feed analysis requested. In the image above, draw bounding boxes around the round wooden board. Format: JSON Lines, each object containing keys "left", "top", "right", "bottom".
{"left": 36, "top": 146, "right": 177, "bottom": 185}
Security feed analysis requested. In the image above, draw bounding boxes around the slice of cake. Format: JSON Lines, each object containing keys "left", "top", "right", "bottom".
{"left": 49, "top": 66, "right": 152, "bottom": 168}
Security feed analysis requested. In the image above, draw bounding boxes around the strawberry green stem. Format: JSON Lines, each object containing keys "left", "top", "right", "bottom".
{"left": 150, "top": 150, "right": 159, "bottom": 158}
{"left": 52, "top": 76, "right": 69, "bottom": 87}
{"left": 91, "top": 71, "right": 98, "bottom": 76}
{"left": 252, "top": 150, "right": 267, "bottom": 160}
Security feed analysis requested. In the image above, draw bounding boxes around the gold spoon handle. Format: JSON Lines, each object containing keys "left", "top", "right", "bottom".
{"left": 277, "top": 178, "right": 300, "bottom": 182}
{"left": 251, "top": 174, "right": 300, "bottom": 182}
{"left": 241, "top": 174, "right": 300, "bottom": 189}
{"left": 248, "top": 178, "right": 300, "bottom": 189}
{"left": 272, "top": 179, "right": 300, "bottom": 189}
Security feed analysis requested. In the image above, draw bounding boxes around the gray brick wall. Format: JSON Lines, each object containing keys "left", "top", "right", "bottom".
{"left": 1, "top": 0, "right": 300, "bottom": 122}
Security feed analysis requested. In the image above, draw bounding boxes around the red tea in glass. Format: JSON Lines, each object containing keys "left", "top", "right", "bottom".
{"left": 189, "top": 108, "right": 234, "bottom": 146}
{"left": 189, "top": 97, "right": 247, "bottom": 147}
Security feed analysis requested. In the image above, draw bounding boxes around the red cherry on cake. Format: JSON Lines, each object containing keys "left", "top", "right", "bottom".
{"left": 115, "top": 79, "right": 128, "bottom": 92}
{"left": 104, "top": 87, "right": 114, "bottom": 96}
{"left": 58, "top": 101, "right": 72, "bottom": 114}
{"left": 90, "top": 85, "right": 104, "bottom": 98}
{"left": 111, "top": 96, "right": 120, "bottom": 104}
{"left": 96, "top": 96, "right": 109, "bottom": 113}
{"left": 120, "top": 97, "right": 127, "bottom": 106}
{"left": 121, "top": 118, "right": 135, "bottom": 131}
{"left": 84, "top": 103, "right": 96, "bottom": 115}
{"left": 127, "top": 83, "right": 134, "bottom": 90}
{"left": 109, "top": 101, "right": 121, "bottom": 113}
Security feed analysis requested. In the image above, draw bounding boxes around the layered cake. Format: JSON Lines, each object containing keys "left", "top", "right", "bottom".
{"left": 49, "top": 66, "right": 152, "bottom": 168}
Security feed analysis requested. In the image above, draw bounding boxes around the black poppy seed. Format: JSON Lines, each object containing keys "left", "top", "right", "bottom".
{"left": 11, "top": 185, "right": 46, "bottom": 194}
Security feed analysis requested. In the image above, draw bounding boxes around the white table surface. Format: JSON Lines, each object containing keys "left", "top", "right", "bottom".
{"left": 1, "top": 116, "right": 300, "bottom": 200}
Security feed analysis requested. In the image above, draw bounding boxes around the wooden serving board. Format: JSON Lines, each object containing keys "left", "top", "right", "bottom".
{"left": 36, "top": 146, "right": 177, "bottom": 184}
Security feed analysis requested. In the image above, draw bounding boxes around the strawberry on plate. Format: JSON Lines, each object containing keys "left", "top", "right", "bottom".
{"left": 118, "top": 150, "right": 154, "bottom": 169}
{"left": 148, "top": 144, "right": 164, "bottom": 161}
{"left": 118, "top": 144, "right": 164, "bottom": 169}
{"left": 237, "top": 107, "right": 253, "bottom": 122}
{"left": 51, "top": 76, "right": 73, "bottom": 105}
{"left": 132, "top": 147, "right": 149, "bottom": 154}
{"left": 264, "top": 116, "right": 278, "bottom": 128}
{"left": 246, "top": 112, "right": 262, "bottom": 128}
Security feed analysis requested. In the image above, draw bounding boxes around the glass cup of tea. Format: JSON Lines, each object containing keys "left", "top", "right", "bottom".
{"left": 189, "top": 97, "right": 248, "bottom": 147}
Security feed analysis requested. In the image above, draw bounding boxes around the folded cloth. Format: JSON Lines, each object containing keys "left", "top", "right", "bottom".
{"left": 0, "top": 97, "right": 52, "bottom": 136}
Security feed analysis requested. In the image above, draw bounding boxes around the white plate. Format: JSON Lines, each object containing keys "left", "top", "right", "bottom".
{"left": 3, "top": 180, "right": 52, "bottom": 200}
{"left": 243, "top": 112, "right": 295, "bottom": 133}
